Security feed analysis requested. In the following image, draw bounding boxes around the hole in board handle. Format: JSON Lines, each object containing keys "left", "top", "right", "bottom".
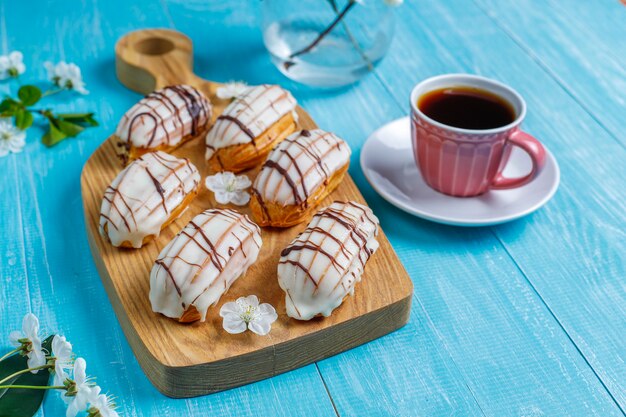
{"left": 134, "top": 37, "right": 175, "bottom": 56}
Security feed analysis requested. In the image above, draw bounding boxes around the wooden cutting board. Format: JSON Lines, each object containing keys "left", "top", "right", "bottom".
{"left": 81, "top": 28, "right": 413, "bottom": 398}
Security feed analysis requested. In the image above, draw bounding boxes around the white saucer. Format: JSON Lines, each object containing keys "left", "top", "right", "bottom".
{"left": 360, "top": 117, "right": 560, "bottom": 226}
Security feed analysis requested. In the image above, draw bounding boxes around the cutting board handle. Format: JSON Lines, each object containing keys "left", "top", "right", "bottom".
{"left": 115, "top": 28, "right": 197, "bottom": 94}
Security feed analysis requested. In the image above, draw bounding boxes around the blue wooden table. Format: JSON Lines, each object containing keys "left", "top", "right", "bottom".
{"left": 1, "top": 1, "right": 625, "bottom": 415}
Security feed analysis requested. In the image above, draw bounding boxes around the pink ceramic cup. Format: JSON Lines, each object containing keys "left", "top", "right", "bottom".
{"left": 410, "top": 74, "right": 546, "bottom": 197}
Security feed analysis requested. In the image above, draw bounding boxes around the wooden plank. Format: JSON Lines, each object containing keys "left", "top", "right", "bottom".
{"left": 166, "top": 1, "right": 626, "bottom": 415}
{"left": 372, "top": 0, "right": 626, "bottom": 413}
{"left": 0, "top": 0, "right": 338, "bottom": 416}
{"left": 470, "top": 0, "right": 626, "bottom": 146}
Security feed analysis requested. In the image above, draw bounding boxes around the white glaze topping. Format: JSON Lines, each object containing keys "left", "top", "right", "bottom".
{"left": 253, "top": 129, "right": 351, "bottom": 206}
{"left": 99, "top": 151, "right": 200, "bottom": 248}
{"left": 115, "top": 84, "right": 212, "bottom": 150}
{"left": 205, "top": 84, "right": 297, "bottom": 159}
{"left": 150, "top": 209, "right": 262, "bottom": 322}
{"left": 278, "top": 201, "right": 379, "bottom": 320}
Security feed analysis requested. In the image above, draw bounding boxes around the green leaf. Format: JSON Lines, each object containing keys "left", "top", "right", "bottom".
{"left": 55, "top": 119, "right": 84, "bottom": 137}
{"left": 0, "top": 336, "right": 53, "bottom": 417}
{"left": 42, "top": 120, "right": 68, "bottom": 147}
{"left": 57, "top": 112, "right": 99, "bottom": 127}
{"left": 0, "top": 98, "right": 21, "bottom": 116}
{"left": 17, "top": 86, "right": 42, "bottom": 107}
{"left": 14, "top": 110, "right": 34, "bottom": 130}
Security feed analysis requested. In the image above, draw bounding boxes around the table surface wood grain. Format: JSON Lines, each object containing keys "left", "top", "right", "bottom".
{"left": 1, "top": 0, "right": 624, "bottom": 416}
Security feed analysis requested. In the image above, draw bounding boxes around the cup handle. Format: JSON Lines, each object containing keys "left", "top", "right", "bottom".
{"left": 490, "top": 130, "right": 546, "bottom": 190}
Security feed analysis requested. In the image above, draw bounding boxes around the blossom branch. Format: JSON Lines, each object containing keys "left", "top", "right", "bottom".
{"left": 327, "top": 0, "right": 374, "bottom": 71}
{"left": 285, "top": 0, "right": 357, "bottom": 68}
{"left": 0, "top": 348, "right": 20, "bottom": 362}
{"left": 0, "top": 364, "right": 52, "bottom": 385}
{"left": 0, "top": 385, "right": 65, "bottom": 390}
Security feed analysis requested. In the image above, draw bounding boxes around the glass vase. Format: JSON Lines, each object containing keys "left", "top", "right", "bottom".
{"left": 262, "top": 0, "right": 395, "bottom": 87}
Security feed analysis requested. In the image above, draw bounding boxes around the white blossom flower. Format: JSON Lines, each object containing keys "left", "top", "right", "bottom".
{"left": 220, "top": 295, "right": 278, "bottom": 336}
{"left": 216, "top": 81, "right": 249, "bottom": 100}
{"left": 51, "top": 335, "right": 74, "bottom": 386}
{"left": 205, "top": 172, "right": 251, "bottom": 206}
{"left": 65, "top": 358, "right": 96, "bottom": 417}
{"left": 44, "top": 61, "right": 89, "bottom": 94}
{"left": 9, "top": 313, "right": 46, "bottom": 372}
{"left": 86, "top": 387, "right": 119, "bottom": 417}
{"left": 0, "top": 51, "right": 26, "bottom": 79}
{"left": 0, "top": 119, "right": 26, "bottom": 157}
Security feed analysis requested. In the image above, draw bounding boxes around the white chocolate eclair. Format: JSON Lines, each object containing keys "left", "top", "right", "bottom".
{"left": 99, "top": 151, "right": 200, "bottom": 248}
{"left": 150, "top": 209, "right": 262, "bottom": 323}
{"left": 115, "top": 84, "right": 212, "bottom": 161}
{"left": 205, "top": 84, "right": 298, "bottom": 173}
{"left": 250, "top": 129, "right": 351, "bottom": 228}
{"left": 278, "top": 201, "right": 379, "bottom": 320}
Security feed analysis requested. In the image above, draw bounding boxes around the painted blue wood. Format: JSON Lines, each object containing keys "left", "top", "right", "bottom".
{"left": 372, "top": 0, "right": 626, "bottom": 413}
{"left": 470, "top": 0, "right": 626, "bottom": 147}
{"left": 1, "top": 1, "right": 625, "bottom": 416}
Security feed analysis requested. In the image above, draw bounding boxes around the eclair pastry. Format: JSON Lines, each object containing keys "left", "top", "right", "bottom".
{"left": 115, "top": 84, "right": 212, "bottom": 161}
{"left": 250, "top": 129, "right": 351, "bottom": 228}
{"left": 278, "top": 201, "right": 379, "bottom": 320}
{"left": 150, "top": 209, "right": 262, "bottom": 323}
{"left": 205, "top": 84, "right": 298, "bottom": 173}
{"left": 99, "top": 151, "right": 200, "bottom": 248}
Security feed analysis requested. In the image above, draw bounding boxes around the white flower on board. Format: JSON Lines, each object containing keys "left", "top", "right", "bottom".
{"left": 220, "top": 295, "right": 278, "bottom": 336}
{"left": 216, "top": 81, "right": 249, "bottom": 100}
{"left": 65, "top": 358, "right": 96, "bottom": 417}
{"left": 51, "top": 335, "right": 74, "bottom": 386}
{"left": 9, "top": 312, "right": 46, "bottom": 372}
{"left": 0, "top": 51, "right": 26, "bottom": 79}
{"left": 86, "top": 387, "right": 120, "bottom": 417}
{"left": 44, "top": 61, "right": 89, "bottom": 94}
{"left": 0, "top": 119, "right": 26, "bottom": 157}
{"left": 205, "top": 171, "right": 252, "bottom": 206}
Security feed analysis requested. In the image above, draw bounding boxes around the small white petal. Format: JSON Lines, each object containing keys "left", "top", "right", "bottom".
{"left": 213, "top": 191, "right": 233, "bottom": 205}
{"left": 248, "top": 318, "right": 272, "bottom": 336}
{"left": 233, "top": 175, "right": 252, "bottom": 189}
{"left": 222, "top": 316, "right": 247, "bottom": 334}
{"left": 205, "top": 174, "right": 227, "bottom": 192}
{"left": 216, "top": 82, "right": 249, "bottom": 100}
{"left": 73, "top": 357, "right": 87, "bottom": 385}
{"left": 243, "top": 295, "right": 259, "bottom": 308}
{"left": 219, "top": 301, "right": 242, "bottom": 317}
{"left": 9, "top": 330, "right": 22, "bottom": 347}
{"left": 258, "top": 303, "right": 278, "bottom": 320}
{"left": 229, "top": 191, "right": 250, "bottom": 206}
{"left": 65, "top": 400, "right": 81, "bottom": 417}
{"left": 22, "top": 313, "right": 40, "bottom": 339}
